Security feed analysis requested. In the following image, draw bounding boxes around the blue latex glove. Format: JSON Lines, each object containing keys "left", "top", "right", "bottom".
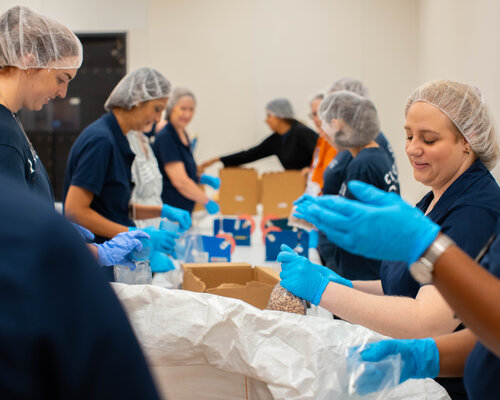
{"left": 348, "top": 338, "right": 439, "bottom": 395}
{"left": 294, "top": 181, "right": 441, "bottom": 265}
{"left": 293, "top": 193, "right": 317, "bottom": 207}
{"left": 96, "top": 230, "right": 150, "bottom": 269}
{"left": 279, "top": 244, "right": 353, "bottom": 288}
{"left": 71, "top": 222, "right": 95, "bottom": 242}
{"left": 140, "top": 226, "right": 179, "bottom": 258}
{"left": 150, "top": 251, "right": 175, "bottom": 273}
{"left": 161, "top": 204, "right": 192, "bottom": 232}
{"left": 200, "top": 174, "right": 221, "bottom": 190}
{"left": 205, "top": 200, "right": 220, "bottom": 215}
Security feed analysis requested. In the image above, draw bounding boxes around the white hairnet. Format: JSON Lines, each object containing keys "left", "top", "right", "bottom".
{"left": 266, "top": 98, "right": 295, "bottom": 119}
{"left": 165, "top": 87, "right": 196, "bottom": 120}
{"left": 104, "top": 67, "right": 171, "bottom": 111}
{"left": 327, "top": 78, "right": 369, "bottom": 98}
{"left": 319, "top": 90, "right": 379, "bottom": 148}
{"left": 406, "top": 79, "right": 499, "bottom": 170}
{"left": 0, "top": 6, "right": 82, "bottom": 69}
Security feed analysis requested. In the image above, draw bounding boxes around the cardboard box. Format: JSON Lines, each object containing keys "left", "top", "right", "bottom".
{"left": 260, "top": 171, "right": 306, "bottom": 217}
{"left": 182, "top": 263, "right": 279, "bottom": 309}
{"left": 219, "top": 168, "right": 259, "bottom": 215}
{"left": 213, "top": 217, "right": 252, "bottom": 246}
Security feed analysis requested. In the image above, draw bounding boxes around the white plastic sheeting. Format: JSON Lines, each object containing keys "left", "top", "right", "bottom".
{"left": 113, "top": 283, "right": 450, "bottom": 400}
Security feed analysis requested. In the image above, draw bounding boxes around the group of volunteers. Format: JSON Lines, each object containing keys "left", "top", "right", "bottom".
{"left": 0, "top": 5, "right": 499, "bottom": 400}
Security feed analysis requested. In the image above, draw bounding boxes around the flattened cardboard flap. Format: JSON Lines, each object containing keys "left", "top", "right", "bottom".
{"left": 219, "top": 168, "right": 259, "bottom": 215}
{"left": 260, "top": 171, "right": 306, "bottom": 217}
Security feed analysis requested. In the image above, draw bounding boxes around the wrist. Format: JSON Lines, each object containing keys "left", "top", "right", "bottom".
{"left": 417, "top": 338, "right": 440, "bottom": 379}
{"left": 311, "top": 276, "right": 330, "bottom": 306}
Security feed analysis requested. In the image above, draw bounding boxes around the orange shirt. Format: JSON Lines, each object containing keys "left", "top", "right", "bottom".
{"left": 310, "top": 137, "right": 337, "bottom": 189}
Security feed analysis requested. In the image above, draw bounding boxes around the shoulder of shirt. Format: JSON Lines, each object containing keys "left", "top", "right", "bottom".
{"left": 0, "top": 117, "right": 26, "bottom": 148}
{"left": 292, "top": 121, "right": 317, "bottom": 135}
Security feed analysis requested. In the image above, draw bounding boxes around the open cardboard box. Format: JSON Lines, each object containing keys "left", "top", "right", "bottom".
{"left": 260, "top": 170, "right": 306, "bottom": 217}
{"left": 219, "top": 168, "right": 259, "bottom": 215}
{"left": 181, "top": 262, "right": 280, "bottom": 309}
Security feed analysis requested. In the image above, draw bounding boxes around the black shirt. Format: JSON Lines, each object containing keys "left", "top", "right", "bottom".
{"left": 220, "top": 120, "right": 318, "bottom": 170}
{"left": 0, "top": 174, "right": 160, "bottom": 400}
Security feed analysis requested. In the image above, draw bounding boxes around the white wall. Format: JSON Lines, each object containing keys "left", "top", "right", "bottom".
{"left": 4, "top": 0, "right": 499, "bottom": 204}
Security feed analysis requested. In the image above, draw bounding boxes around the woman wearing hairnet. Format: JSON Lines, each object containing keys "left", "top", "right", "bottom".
{"left": 0, "top": 7, "right": 156, "bottom": 270}
{"left": 153, "top": 87, "right": 220, "bottom": 214}
{"left": 281, "top": 79, "right": 500, "bottom": 399}
{"left": 63, "top": 68, "right": 192, "bottom": 277}
{"left": 200, "top": 98, "right": 318, "bottom": 171}
{"left": 314, "top": 90, "right": 400, "bottom": 280}
{"left": 0, "top": 6, "right": 162, "bottom": 399}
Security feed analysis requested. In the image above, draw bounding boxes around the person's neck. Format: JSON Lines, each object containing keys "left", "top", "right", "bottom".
{"left": 275, "top": 120, "right": 293, "bottom": 135}
{"left": 112, "top": 108, "right": 134, "bottom": 135}
{"left": 0, "top": 72, "right": 24, "bottom": 113}
{"left": 171, "top": 121, "right": 189, "bottom": 144}
{"left": 430, "top": 157, "right": 476, "bottom": 209}
{"left": 348, "top": 140, "right": 378, "bottom": 157}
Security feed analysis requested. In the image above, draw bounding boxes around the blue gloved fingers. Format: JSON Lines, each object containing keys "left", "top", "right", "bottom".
{"left": 205, "top": 200, "right": 220, "bottom": 214}
{"left": 161, "top": 204, "right": 192, "bottom": 231}
{"left": 360, "top": 340, "right": 401, "bottom": 362}
{"left": 71, "top": 222, "right": 95, "bottom": 241}
{"left": 277, "top": 251, "right": 300, "bottom": 264}
{"left": 280, "top": 243, "right": 296, "bottom": 254}
{"left": 293, "top": 194, "right": 317, "bottom": 206}
{"left": 347, "top": 180, "right": 398, "bottom": 206}
{"left": 127, "top": 229, "right": 150, "bottom": 239}
{"left": 200, "top": 174, "right": 221, "bottom": 190}
{"left": 354, "top": 363, "right": 387, "bottom": 396}
{"left": 314, "top": 194, "right": 370, "bottom": 216}
{"left": 317, "top": 264, "right": 353, "bottom": 288}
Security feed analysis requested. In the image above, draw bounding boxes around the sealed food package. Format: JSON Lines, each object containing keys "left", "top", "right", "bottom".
{"left": 113, "top": 284, "right": 450, "bottom": 400}
{"left": 266, "top": 283, "right": 307, "bottom": 315}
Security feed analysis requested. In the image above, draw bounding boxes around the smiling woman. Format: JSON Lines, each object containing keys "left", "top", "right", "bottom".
{"left": 0, "top": 5, "right": 82, "bottom": 204}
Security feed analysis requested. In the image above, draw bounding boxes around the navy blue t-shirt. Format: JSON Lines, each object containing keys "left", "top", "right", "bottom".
{"left": 464, "top": 219, "right": 500, "bottom": 399}
{"left": 0, "top": 174, "right": 160, "bottom": 400}
{"left": 381, "top": 160, "right": 500, "bottom": 298}
{"left": 322, "top": 132, "right": 396, "bottom": 196}
{"left": 335, "top": 147, "right": 400, "bottom": 280}
{"left": 153, "top": 122, "right": 198, "bottom": 212}
{"left": 0, "top": 104, "right": 54, "bottom": 205}
{"left": 63, "top": 112, "right": 135, "bottom": 243}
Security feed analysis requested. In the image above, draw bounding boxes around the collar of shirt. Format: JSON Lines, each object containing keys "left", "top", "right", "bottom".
{"left": 417, "top": 159, "right": 490, "bottom": 218}
{"left": 105, "top": 112, "right": 135, "bottom": 165}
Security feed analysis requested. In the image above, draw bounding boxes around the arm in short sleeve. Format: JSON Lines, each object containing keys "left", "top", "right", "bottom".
{"left": 69, "top": 137, "right": 114, "bottom": 196}
{"left": 440, "top": 206, "right": 499, "bottom": 259}
{"left": 0, "top": 144, "right": 27, "bottom": 185}
{"left": 220, "top": 135, "right": 277, "bottom": 166}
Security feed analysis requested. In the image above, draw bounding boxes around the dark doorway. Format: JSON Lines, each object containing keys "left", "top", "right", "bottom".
{"left": 19, "top": 32, "right": 127, "bottom": 201}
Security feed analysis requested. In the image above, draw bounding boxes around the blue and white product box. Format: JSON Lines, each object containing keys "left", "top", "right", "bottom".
{"left": 201, "top": 235, "right": 232, "bottom": 262}
{"left": 265, "top": 230, "right": 309, "bottom": 261}
{"left": 213, "top": 218, "right": 251, "bottom": 246}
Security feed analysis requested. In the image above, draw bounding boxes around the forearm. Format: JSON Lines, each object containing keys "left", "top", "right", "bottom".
{"left": 173, "top": 178, "right": 209, "bottom": 204}
{"left": 435, "top": 329, "right": 477, "bottom": 377}
{"left": 66, "top": 206, "right": 128, "bottom": 239}
{"left": 433, "top": 243, "right": 500, "bottom": 357}
{"left": 132, "top": 204, "right": 162, "bottom": 220}
{"left": 319, "top": 283, "right": 459, "bottom": 338}
{"left": 352, "top": 279, "right": 384, "bottom": 295}
{"left": 87, "top": 243, "right": 99, "bottom": 259}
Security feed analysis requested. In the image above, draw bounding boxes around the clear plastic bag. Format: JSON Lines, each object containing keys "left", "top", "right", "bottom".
{"left": 266, "top": 283, "right": 307, "bottom": 315}
{"left": 343, "top": 343, "right": 402, "bottom": 399}
{"left": 114, "top": 260, "right": 153, "bottom": 285}
{"left": 175, "top": 230, "right": 208, "bottom": 263}
{"left": 288, "top": 205, "right": 316, "bottom": 231}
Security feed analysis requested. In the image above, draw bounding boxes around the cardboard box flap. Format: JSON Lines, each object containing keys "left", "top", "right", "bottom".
{"left": 260, "top": 171, "right": 306, "bottom": 217}
{"left": 219, "top": 168, "right": 259, "bottom": 215}
{"left": 255, "top": 266, "right": 280, "bottom": 284}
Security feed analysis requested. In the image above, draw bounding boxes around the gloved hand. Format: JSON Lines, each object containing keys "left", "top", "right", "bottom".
{"left": 150, "top": 251, "right": 175, "bottom": 273}
{"left": 96, "top": 230, "right": 150, "bottom": 269}
{"left": 200, "top": 174, "right": 221, "bottom": 190}
{"left": 348, "top": 338, "right": 439, "bottom": 395}
{"left": 293, "top": 181, "right": 440, "bottom": 265}
{"left": 279, "top": 244, "right": 353, "bottom": 288}
{"left": 205, "top": 199, "right": 220, "bottom": 215}
{"left": 140, "top": 226, "right": 179, "bottom": 258}
{"left": 71, "top": 222, "right": 95, "bottom": 242}
{"left": 277, "top": 245, "right": 330, "bottom": 305}
{"left": 161, "top": 204, "right": 192, "bottom": 232}
{"left": 293, "top": 193, "right": 317, "bottom": 207}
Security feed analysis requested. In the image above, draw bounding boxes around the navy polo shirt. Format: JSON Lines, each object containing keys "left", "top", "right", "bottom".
{"left": 63, "top": 112, "right": 135, "bottom": 243}
{"left": 335, "top": 147, "right": 400, "bottom": 280}
{"left": 153, "top": 122, "right": 198, "bottom": 212}
{"left": 464, "top": 219, "right": 500, "bottom": 399}
{"left": 381, "top": 160, "right": 500, "bottom": 298}
{"left": 0, "top": 104, "right": 54, "bottom": 205}
{"left": 0, "top": 174, "right": 160, "bottom": 399}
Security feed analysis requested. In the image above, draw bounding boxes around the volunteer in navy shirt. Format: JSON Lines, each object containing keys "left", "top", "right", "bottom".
{"left": 63, "top": 68, "right": 175, "bottom": 244}
{"left": 199, "top": 98, "right": 318, "bottom": 171}
{"left": 153, "top": 87, "right": 220, "bottom": 214}
{"left": 0, "top": 173, "right": 160, "bottom": 399}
